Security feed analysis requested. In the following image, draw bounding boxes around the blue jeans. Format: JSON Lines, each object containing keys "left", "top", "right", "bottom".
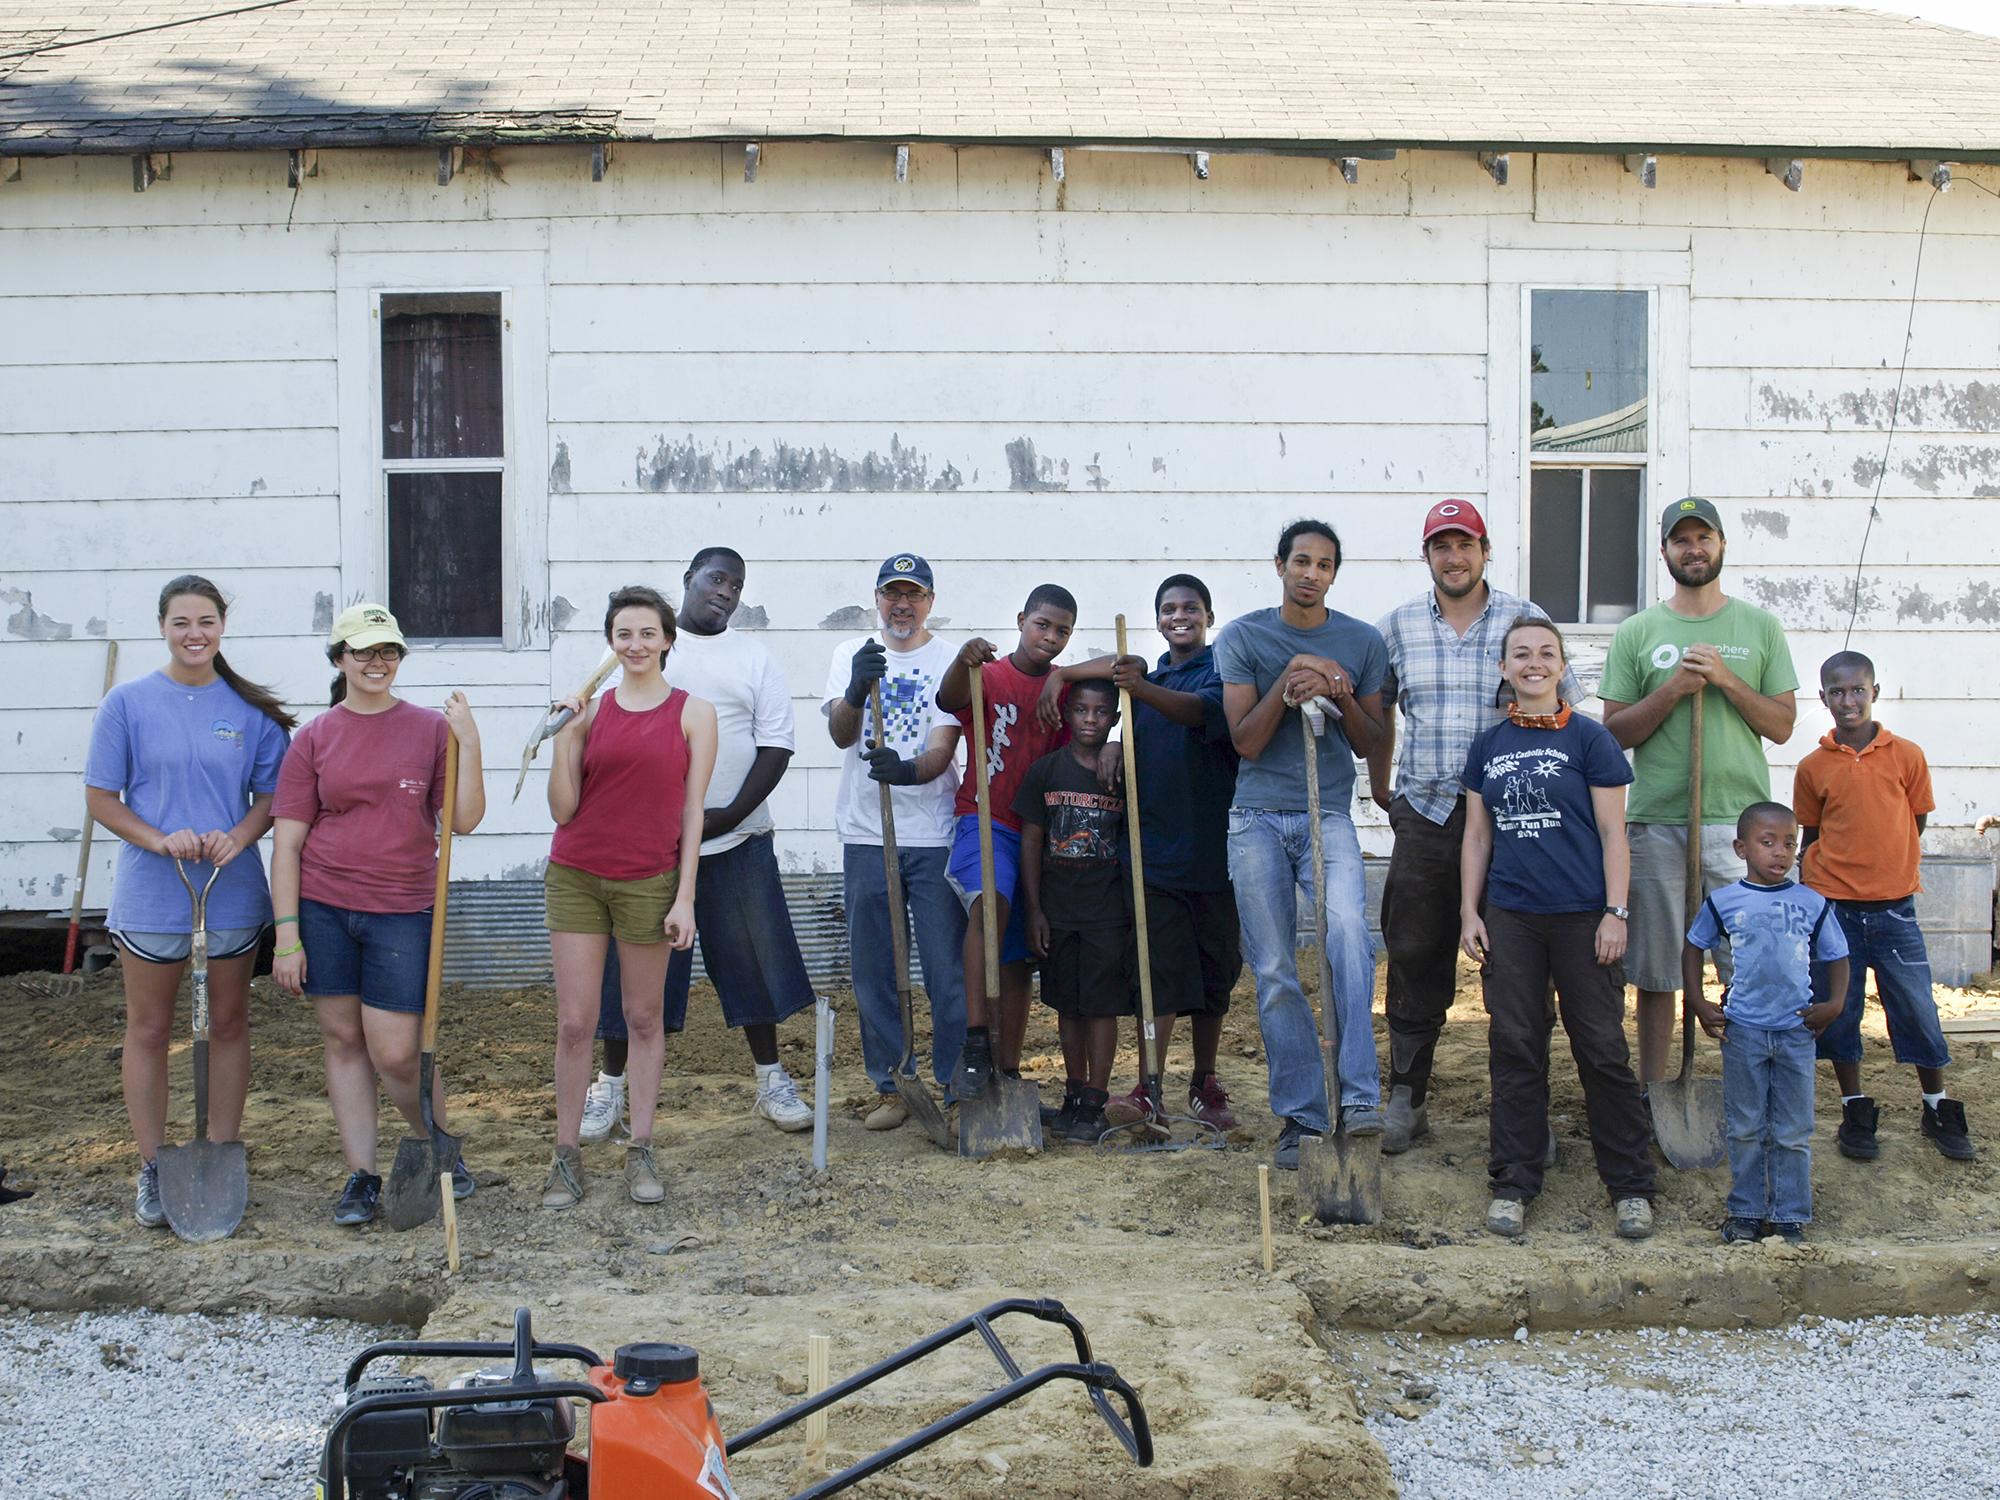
{"left": 1721, "top": 1021, "right": 1817, "bottom": 1224}
{"left": 1811, "top": 897, "right": 1951, "bottom": 1069}
{"left": 1227, "top": 807, "right": 1380, "bottom": 1131}
{"left": 845, "top": 843, "right": 969, "bottom": 1099}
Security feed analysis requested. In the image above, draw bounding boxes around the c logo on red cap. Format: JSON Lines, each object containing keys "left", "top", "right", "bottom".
{"left": 1437, "top": 503, "right": 1460, "bottom": 516}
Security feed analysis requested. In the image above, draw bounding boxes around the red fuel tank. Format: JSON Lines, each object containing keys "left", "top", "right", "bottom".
{"left": 586, "top": 1342, "right": 738, "bottom": 1498}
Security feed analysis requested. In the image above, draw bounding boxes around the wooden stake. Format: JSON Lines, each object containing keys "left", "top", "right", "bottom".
{"left": 441, "top": 1173, "right": 459, "bottom": 1273}
{"left": 1258, "top": 1164, "right": 1273, "bottom": 1271}
{"left": 805, "top": 1333, "right": 831, "bottom": 1470}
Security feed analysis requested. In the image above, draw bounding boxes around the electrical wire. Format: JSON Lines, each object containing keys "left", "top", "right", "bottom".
{"left": 1844, "top": 185, "right": 1940, "bottom": 648}
{"left": 0, "top": 0, "right": 301, "bottom": 62}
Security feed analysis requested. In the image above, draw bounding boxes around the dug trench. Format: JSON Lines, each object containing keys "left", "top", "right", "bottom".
{"left": 2, "top": 959, "right": 1997, "bottom": 1499}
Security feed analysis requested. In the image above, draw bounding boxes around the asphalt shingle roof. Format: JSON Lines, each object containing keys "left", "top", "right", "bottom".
{"left": 4, "top": 0, "right": 1999, "bottom": 158}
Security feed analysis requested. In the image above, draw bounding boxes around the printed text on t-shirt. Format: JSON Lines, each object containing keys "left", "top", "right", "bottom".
{"left": 1481, "top": 747, "right": 1573, "bottom": 839}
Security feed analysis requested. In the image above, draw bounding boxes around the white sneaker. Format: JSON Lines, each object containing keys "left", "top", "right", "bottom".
{"left": 752, "top": 1068, "right": 814, "bottom": 1132}
{"left": 579, "top": 1073, "right": 626, "bottom": 1144}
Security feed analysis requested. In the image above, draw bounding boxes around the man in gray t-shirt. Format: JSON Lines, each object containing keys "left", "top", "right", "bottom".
{"left": 1214, "top": 518, "right": 1390, "bottom": 1172}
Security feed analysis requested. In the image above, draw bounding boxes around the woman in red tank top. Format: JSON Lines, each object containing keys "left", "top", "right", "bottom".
{"left": 541, "top": 585, "right": 717, "bottom": 1208}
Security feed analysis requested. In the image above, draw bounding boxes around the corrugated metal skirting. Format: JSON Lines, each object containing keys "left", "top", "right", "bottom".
{"left": 440, "top": 875, "right": 858, "bottom": 990}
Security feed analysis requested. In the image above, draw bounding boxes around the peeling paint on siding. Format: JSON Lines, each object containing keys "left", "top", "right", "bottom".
{"left": 731, "top": 603, "right": 768, "bottom": 629}
{"left": 1740, "top": 573, "right": 2000, "bottom": 629}
{"left": 819, "top": 605, "right": 872, "bottom": 630}
{"left": 85, "top": 617, "right": 106, "bottom": 637}
{"left": 1005, "top": 437, "right": 1067, "bottom": 492}
{"left": 636, "top": 434, "right": 960, "bottom": 493}
{"left": 1895, "top": 581, "right": 2000, "bottom": 625}
{"left": 1085, "top": 454, "right": 1109, "bottom": 491}
{"left": 550, "top": 595, "right": 576, "bottom": 631}
{"left": 550, "top": 440, "right": 573, "bottom": 494}
{"left": 48, "top": 827, "right": 79, "bottom": 842}
{"left": 3, "top": 589, "right": 71, "bottom": 640}
{"left": 1895, "top": 444, "right": 2000, "bottom": 495}
{"left": 1739, "top": 507, "right": 1790, "bottom": 539}
{"left": 1756, "top": 380, "right": 2000, "bottom": 432}
{"left": 311, "top": 592, "right": 333, "bottom": 634}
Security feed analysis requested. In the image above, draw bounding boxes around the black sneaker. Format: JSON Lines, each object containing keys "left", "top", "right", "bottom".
{"left": 451, "top": 1158, "right": 476, "bottom": 1199}
{"left": 1719, "top": 1217, "right": 1764, "bottom": 1244}
{"left": 1837, "top": 1096, "right": 1881, "bottom": 1159}
{"left": 955, "top": 1033, "right": 995, "bottom": 1101}
{"left": 1274, "top": 1118, "right": 1322, "bottom": 1172}
{"left": 1046, "top": 1085, "right": 1083, "bottom": 1135}
{"left": 1066, "top": 1092, "right": 1110, "bottom": 1145}
{"left": 334, "top": 1171, "right": 382, "bottom": 1227}
{"left": 1923, "top": 1098, "right": 1976, "bottom": 1160}
{"left": 1768, "top": 1222, "right": 1806, "bottom": 1246}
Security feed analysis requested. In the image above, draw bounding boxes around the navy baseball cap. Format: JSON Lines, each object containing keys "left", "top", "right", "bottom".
{"left": 876, "top": 554, "right": 934, "bottom": 590}
{"left": 1661, "top": 496, "right": 1725, "bottom": 541}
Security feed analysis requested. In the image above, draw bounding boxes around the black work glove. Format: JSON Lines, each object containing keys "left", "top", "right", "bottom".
{"left": 843, "top": 640, "right": 888, "bottom": 708}
{"left": 863, "top": 742, "right": 920, "bottom": 785}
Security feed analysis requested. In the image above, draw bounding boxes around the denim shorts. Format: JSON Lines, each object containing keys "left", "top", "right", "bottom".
{"left": 114, "top": 927, "right": 264, "bottom": 964}
{"left": 945, "top": 814, "right": 1030, "bottom": 965}
{"left": 655, "top": 833, "right": 816, "bottom": 1032}
{"left": 298, "top": 898, "right": 432, "bottom": 1014}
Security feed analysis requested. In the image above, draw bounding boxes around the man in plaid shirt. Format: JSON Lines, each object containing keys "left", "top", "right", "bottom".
{"left": 1366, "top": 501, "right": 1579, "bottom": 1153}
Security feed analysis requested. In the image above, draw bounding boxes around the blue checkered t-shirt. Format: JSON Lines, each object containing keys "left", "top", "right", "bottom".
{"left": 1686, "top": 879, "right": 1850, "bottom": 1031}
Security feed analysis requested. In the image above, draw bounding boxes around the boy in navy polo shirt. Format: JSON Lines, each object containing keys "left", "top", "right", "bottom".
{"left": 1685, "top": 802, "right": 1851, "bottom": 1245}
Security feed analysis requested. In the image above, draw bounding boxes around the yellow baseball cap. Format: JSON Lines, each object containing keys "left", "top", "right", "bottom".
{"left": 329, "top": 603, "right": 407, "bottom": 652}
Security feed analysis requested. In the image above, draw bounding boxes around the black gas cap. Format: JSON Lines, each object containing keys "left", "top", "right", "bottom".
{"left": 614, "top": 1342, "right": 699, "bottom": 1395}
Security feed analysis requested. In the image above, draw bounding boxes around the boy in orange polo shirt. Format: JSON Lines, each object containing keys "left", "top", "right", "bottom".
{"left": 1794, "top": 651, "right": 1972, "bottom": 1162}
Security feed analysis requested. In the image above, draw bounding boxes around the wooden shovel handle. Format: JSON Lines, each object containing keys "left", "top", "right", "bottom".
{"left": 1115, "top": 616, "right": 1159, "bottom": 1084}
{"left": 1683, "top": 687, "right": 1704, "bottom": 920}
{"left": 422, "top": 733, "right": 460, "bottom": 1053}
{"left": 968, "top": 663, "right": 1001, "bottom": 996}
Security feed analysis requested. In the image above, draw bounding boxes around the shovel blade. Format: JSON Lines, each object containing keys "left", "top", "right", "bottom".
{"left": 895, "top": 1073, "right": 955, "bottom": 1151}
{"left": 957, "top": 1073, "right": 1044, "bottom": 1158}
{"left": 1648, "top": 1076, "right": 1727, "bottom": 1170}
{"left": 1297, "top": 1129, "right": 1382, "bottom": 1226}
{"left": 383, "top": 1132, "right": 450, "bottom": 1231}
{"left": 156, "top": 1139, "right": 247, "bottom": 1244}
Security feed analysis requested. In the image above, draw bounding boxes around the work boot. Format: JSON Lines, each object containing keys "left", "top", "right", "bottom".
{"left": 579, "top": 1072, "right": 627, "bottom": 1144}
{"left": 752, "top": 1068, "right": 813, "bottom": 1132}
{"left": 1837, "top": 1096, "right": 1880, "bottom": 1159}
{"left": 541, "top": 1146, "right": 584, "bottom": 1209}
{"left": 134, "top": 1158, "right": 165, "bottom": 1228}
{"left": 955, "top": 1033, "right": 996, "bottom": 1102}
{"left": 1188, "top": 1072, "right": 1237, "bottom": 1130}
{"left": 1485, "top": 1197, "right": 1525, "bottom": 1238}
{"left": 1923, "top": 1098, "right": 1976, "bottom": 1160}
{"left": 1614, "top": 1197, "right": 1654, "bottom": 1240}
{"left": 1381, "top": 1085, "right": 1429, "bottom": 1155}
{"left": 864, "top": 1094, "right": 911, "bottom": 1131}
{"left": 1341, "top": 1104, "right": 1386, "bottom": 1137}
{"left": 334, "top": 1170, "right": 382, "bottom": 1227}
{"left": 624, "top": 1140, "right": 665, "bottom": 1204}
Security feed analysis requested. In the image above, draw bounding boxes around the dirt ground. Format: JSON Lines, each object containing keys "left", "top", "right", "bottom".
{"left": 2, "top": 955, "right": 1998, "bottom": 1499}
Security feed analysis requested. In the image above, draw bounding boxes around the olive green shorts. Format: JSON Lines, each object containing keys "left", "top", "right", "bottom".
{"left": 544, "top": 862, "right": 681, "bottom": 945}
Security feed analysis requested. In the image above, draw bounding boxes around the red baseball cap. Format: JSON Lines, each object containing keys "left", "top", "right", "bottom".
{"left": 1421, "top": 499, "right": 1487, "bottom": 545}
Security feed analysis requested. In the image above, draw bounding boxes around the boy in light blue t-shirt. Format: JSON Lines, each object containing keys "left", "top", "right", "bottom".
{"left": 1684, "top": 802, "right": 1850, "bottom": 1246}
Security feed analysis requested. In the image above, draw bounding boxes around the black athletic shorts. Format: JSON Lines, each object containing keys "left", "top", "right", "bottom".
{"left": 1127, "top": 883, "right": 1241, "bottom": 1018}
{"left": 1040, "top": 925, "right": 1137, "bottom": 1019}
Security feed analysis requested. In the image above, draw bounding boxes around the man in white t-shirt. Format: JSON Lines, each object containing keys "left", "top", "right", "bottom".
{"left": 593, "top": 546, "right": 820, "bottom": 1134}
{"left": 823, "top": 554, "right": 967, "bottom": 1130}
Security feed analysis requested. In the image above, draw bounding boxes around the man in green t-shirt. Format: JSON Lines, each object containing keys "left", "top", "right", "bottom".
{"left": 1600, "top": 497, "right": 1799, "bottom": 1084}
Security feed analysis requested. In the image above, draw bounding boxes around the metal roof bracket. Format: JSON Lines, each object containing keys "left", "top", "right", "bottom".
{"left": 287, "top": 148, "right": 317, "bottom": 188}
{"left": 1479, "top": 151, "right": 1508, "bottom": 185}
{"left": 1910, "top": 159, "right": 1951, "bottom": 191}
{"left": 1623, "top": 152, "right": 1656, "bottom": 188}
{"left": 590, "top": 142, "right": 611, "bottom": 181}
{"left": 744, "top": 142, "right": 760, "bottom": 182}
{"left": 437, "top": 146, "right": 461, "bottom": 186}
{"left": 132, "top": 153, "right": 169, "bottom": 191}
{"left": 1339, "top": 156, "right": 1360, "bottom": 184}
{"left": 1767, "top": 157, "right": 1802, "bottom": 192}
{"left": 895, "top": 144, "right": 909, "bottom": 182}
{"left": 1050, "top": 147, "right": 1064, "bottom": 182}
{"left": 0, "top": 157, "right": 18, "bottom": 183}
{"left": 1190, "top": 151, "right": 1209, "bottom": 179}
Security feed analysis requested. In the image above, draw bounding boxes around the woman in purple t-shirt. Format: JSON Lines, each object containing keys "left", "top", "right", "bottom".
{"left": 269, "top": 604, "right": 486, "bottom": 1228}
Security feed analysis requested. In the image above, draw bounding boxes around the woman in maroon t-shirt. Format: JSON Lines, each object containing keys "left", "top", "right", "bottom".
{"left": 269, "top": 604, "right": 487, "bottom": 1228}
{"left": 540, "top": 585, "right": 717, "bottom": 1209}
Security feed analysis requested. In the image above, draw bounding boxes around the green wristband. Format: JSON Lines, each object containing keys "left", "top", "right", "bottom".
{"left": 273, "top": 915, "right": 299, "bottom": 926}
{"left": 274, "top": 942, "right": 304, "bottom": 958}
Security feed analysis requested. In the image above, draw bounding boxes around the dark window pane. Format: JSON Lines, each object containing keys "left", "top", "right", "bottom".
{"left": 1529, "top": 468, "right": 1583, "bottom": 624}
{"left": 1587, "top": 468, "right": 1644, "bottom": 624}
{"left": 1530, "top": 290, "right": 1647, "bottom": 454}
{"left": 382, "top": 292, "right": 504, "bottom": 459}
{"left": 388, "top": 471, "right": 503, "bottom": 639}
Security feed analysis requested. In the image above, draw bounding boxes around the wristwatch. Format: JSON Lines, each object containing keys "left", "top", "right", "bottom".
{"left": 1603, "top": 905, "right": 1630, "bottom": 920}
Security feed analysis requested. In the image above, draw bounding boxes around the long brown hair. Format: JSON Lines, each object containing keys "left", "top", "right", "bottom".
{"left": 156, "top": 575, "right": 298, "bottom": 731}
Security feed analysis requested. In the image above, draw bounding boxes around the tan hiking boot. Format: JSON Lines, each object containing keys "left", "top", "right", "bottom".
{"left": 864, "top": 1095, "right": 911, "bottom": 1131}
{"left": 625, "top": 1139, "right": 665, "bottom": 1204}
{"left": 541, "top": 1145, "right": 584, "bottom": 1209}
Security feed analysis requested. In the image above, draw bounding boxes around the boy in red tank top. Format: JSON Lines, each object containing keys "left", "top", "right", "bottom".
{"left": 935, "top": 584, "right": 1077, "bottom": 1105}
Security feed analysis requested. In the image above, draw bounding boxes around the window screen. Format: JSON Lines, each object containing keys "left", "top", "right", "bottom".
{"left": 387, "top": 472, "right": 503, "bottom": 640}
{"left": 1530, "top": 291, "right": 1647, "bottom": 454}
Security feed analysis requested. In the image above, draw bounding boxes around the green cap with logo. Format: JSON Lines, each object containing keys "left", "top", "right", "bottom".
{"left": 329, "top": 603, "right": 407, "bottom": 652}
{"left": 1660, "top": 495, "right": 1724, "bottom": 542}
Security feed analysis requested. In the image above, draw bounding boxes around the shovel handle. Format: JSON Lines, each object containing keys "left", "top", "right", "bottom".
{"left": 872, "top": 680, "right": 918, "bottom": 1057}
{"left": 1115, "top": 617, "right": 1160, "bottom": 1089}
{"left": 968, "top": 664, "right": 1002, "bottom": 998}
{"left": 423, "top": 734, "right": 460, "bottom": 1053}
{"left": 1680, "top": 689, "right": 1705, "bottom": 1077}
{"left": 1299, "top": 712, "right": 1344, "bottom": 1117}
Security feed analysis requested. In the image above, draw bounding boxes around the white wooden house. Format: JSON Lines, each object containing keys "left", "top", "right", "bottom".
{"left": 5, "top": 0, "right": 1999, "bottom": 978}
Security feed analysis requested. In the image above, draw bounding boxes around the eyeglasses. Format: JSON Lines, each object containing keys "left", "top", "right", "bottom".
{"left": 344, "top": 646, "right": 404, "bottom": 664}
{"left": 877, "top": 585, "right": 931, "bottom": 601}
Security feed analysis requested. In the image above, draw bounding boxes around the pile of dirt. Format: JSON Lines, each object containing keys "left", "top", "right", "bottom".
{"left": 1, "top": 956, "right": 1996, "bottom": 1497}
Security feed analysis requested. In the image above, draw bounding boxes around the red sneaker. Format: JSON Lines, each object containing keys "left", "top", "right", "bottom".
{"left": 1103, "top": 1085, "right": 1151, "bottom": 1127}
{"left": 1188, "top": 1074, "right": 1236, "bottom": 1130}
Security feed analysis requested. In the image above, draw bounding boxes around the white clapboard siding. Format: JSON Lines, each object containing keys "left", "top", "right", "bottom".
{"left": 0, "top": 362, "right": 338, "bottom": 436}
{"left": 9, "top": 495, "right": 337, "bottom": 575}
{"left": 0, "top": 567, "right": 340, "bottom": 640}
{"left": 0, "top": 293, "right": 337, "bottom": 367}
{"left": 1688, "top": 430, "right": 2000, "bottom": 501}
{"left": 552, "top": 423, "right": 1490, "bottom": 498}
{"left": 0, "top": 225, "right": 339, "bottom": 297}
{"left": 3, "top": 434, "right": 338, "bottom": 504}
{"left": 1690, "top": 298, "right": 2000, "bottom": 372}
{"left": 1692, "top": 228, "right": 2000, "bottom": 303}
{"left": 1691, "top": 368, "right": 2000, "bottom": 435}
{"left": 1732, "top": 567, "right": 2000, "bottom": 633}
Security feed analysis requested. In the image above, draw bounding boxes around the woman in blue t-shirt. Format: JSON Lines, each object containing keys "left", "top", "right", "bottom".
{"left": 83, "top": 575, "right": 295, "bottom": 1229}
{"left": 1458, "top": 618, "right": 1656, "bottom": 1243}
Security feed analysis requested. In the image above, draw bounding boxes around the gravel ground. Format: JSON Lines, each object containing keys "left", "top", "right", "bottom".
{"left": 1367, "top": 1312, "right": 2000, "bottom": 1500}
{"left": 0, "top": 1307, "right": 393, "bottom": 1500}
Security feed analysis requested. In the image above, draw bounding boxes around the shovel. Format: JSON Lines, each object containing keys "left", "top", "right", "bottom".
{"left": 873, "top": 681, "right": 953, "bottom": 1150}
{"left": 512, "top": 649, "right": 619, "bottom": 801}
{"left": 157, "top": 858, "right": 248, "bottom": 1243}
{"left": 1648, "top": 689, "right": 1727, "bottom": 1169}
{"left": 385, "top": 734, "right": 464, "bottom": 1231}
{"left": 1296, "top": 700, "right": 1383, "bottom": 1225}
{"left": 1098, "top": 615, "right": 1219, "bottom": 1154}
{"left": 958, "top": 662, "right": 1044, "bottom": 1157}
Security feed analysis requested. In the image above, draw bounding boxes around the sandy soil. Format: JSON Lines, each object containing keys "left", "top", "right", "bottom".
{"left": 1, "top": 957, "right": 1996, "bottom": 1498}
